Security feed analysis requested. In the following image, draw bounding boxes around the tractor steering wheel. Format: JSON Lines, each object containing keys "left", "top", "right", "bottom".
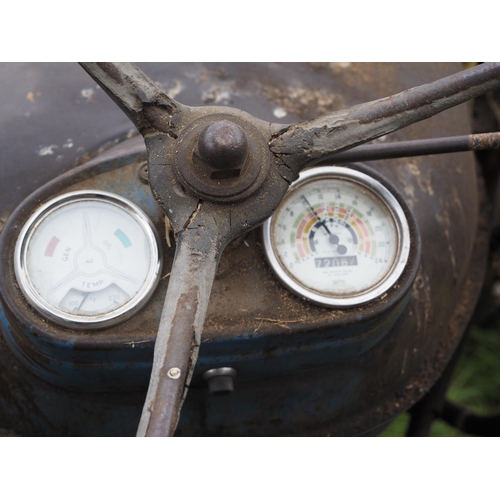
{"left": 80, "top": 62, "right": 500, "bottom": 436}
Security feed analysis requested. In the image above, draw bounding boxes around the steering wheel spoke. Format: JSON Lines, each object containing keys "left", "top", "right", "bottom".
{"left": 80, "top": 62, "right": 185, "bottom": 138}
{"left": 137, "top": 216, "right": 226, "bottom": 436}
{"left": 269, "top": 62, "right": 500, "bottom": 172}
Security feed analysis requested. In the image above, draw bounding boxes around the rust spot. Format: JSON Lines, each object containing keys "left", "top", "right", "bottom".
{"left": 469, "top": 131, "right": 500, "bottom": 150}
{"left": 96, "top": 63, "right": 123, "bottom": 84}
{"left": 258, "top": 82, "right": 346, "bottom": 119}
{"left": 0, "top": 211, "right": 10, "bottom": 233}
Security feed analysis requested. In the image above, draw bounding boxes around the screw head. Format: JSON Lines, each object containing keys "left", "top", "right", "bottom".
{"left": 167, "top": 367, "right": 181, "bottom": 379}
{"left": 198, "top": 120, "right": 248, "bottom": 171}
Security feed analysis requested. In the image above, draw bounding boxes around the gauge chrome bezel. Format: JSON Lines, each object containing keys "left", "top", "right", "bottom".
{"left": 14, "top": 190, "right": 163, "bottom": 329}
{"left": 263, "top": 166, "right": 411, "bottom": 308}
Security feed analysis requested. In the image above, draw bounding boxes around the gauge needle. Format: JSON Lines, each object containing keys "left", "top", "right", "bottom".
{"left": 301, "top": 195, "right": 332, "bottom": 235}
{"left": 302, "top": 195, "right": 341, "bottom": 243}
{"left": 48, "top": 212, "right": 137, "bottom": 294}
{"left": 302, "top": 196, "right": 349, "bottom": 254}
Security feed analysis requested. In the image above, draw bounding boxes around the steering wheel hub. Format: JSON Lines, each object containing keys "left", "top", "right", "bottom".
{"left": 173, "top": 113, "right": 270, "bottom": 203}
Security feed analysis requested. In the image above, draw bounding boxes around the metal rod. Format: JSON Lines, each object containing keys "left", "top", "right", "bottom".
{"left": 315, "top": 132, "right": 500, "bottom": 164}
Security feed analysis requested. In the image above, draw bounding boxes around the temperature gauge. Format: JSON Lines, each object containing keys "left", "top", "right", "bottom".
{"left": 15, "top": 191, "right": 162, "bottom": 328}
{"left": 263, "top": 166, "right": 411, "bottom": 307}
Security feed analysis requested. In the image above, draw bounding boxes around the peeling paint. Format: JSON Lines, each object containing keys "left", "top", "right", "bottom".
{"left": 201, "top": 84, "right": 235, "bottom": 105}
{"left": 37, "top": 145, "right": 58, "bottom": 156}
{"left": 167, "top": 79, "right": 185, "bottom": 99}
{"left": 81, "top": 88, "right": 95, "bottom": 101}
{"left": 442, "top": 226, "right": 457, "bottom": 284}
{"left": 259, "top": 82, "right": 346, "bottom": 119}
{"left": 26, "top": 91, "right": 41, "bottom": 103}
{"left": 407, "top": 160, "right": 435, "bottom": 196}
{"left": 273, "top": 107, "right": 287, "bottom": 119}
{"left": 0, "top": 211, "right": 10, "bottom": 233}
{"left": 403, "top": 184, "right": 416, "bottom": 208}
{"left": 401, "top": 349, "right": 408, "bottom": 374}
{"left": 451, "top": 185, "right": 466, "bottom": 230}
{"left": 412, "top": 269, "right": 432, "bottom": 333}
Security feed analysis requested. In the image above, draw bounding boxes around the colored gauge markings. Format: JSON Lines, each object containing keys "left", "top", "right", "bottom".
{"left": 45, "top": 236, "right": 60, "bottom": 257}
{"left": 114, "top": 228, "right": 132, "bottom": 248}
{"left": 263, "top": 167, "right": 410, "bottom": 307}
{"left": 45, "top": 229, "right": 133, "bottom": 259}
{"left": 294, "top": 211, "right": 319, "bottom": 258}
{"left": 287, "top": 201, "right": 382, "bottom": 259}
{"left": 349, "top": 211, "right": 378, "bottom": 256}
{"left": 279, "top": 193, "right": 386, "bottom": 268}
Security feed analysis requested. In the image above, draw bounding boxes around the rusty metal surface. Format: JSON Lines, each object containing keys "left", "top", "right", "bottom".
{"left": 78, "top": 62, "right": 500, "bottom": 436}
{"left": 0, "top": 63, "right": 491, "bottom": 436}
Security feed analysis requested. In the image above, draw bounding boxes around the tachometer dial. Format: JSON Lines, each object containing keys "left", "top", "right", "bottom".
{"left": 15, "top": 191, "right": 162, "bottom": 328}
{"left": 263, "top": 166, "right": 411, "bottom": 307}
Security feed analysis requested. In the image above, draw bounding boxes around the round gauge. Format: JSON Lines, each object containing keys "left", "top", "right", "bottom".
{"left": 263, "top": 166, "right": 411, "bottom": 307}
{"left": 14, "top": 190, "right": 162, "bottom": 328}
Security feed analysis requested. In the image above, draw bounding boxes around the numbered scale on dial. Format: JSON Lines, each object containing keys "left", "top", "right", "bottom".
{"left": 263, "top": 167, "right": 411, "bottom": 307}
{"left": 15, "top": 191, "right": 162, "bottom": 328}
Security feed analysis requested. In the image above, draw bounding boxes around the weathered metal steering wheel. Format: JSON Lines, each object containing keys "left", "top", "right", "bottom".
{"left": 81, "top": 62, "right": 500, "bottom": 437}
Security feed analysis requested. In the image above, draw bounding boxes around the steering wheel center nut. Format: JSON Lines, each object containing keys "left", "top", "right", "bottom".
{"left": 173, "top": 114, "right": 270, "bottom": 203}
{"left": 198, "top": 120, "right": 249, "bottom": 176}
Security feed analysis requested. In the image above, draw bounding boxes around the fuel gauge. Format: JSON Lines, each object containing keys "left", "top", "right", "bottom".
{"left": 15, "top": 191, "right": 162, "bottom": 328}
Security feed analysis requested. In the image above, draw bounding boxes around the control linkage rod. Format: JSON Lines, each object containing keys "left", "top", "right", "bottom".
{"left": 320, "top": 131, "right": 500, "bottom": 164}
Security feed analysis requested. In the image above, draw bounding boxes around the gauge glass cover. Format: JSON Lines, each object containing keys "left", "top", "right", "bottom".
{"left": 263, "top": 167, "right": 411, "bottom": 307}
{"left": 15, "top": 191, "right": 162, "bottom": 328}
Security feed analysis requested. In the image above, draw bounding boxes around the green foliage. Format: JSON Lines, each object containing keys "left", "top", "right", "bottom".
{"left": 380, "top": 323, "right": 500, "bottom": 437}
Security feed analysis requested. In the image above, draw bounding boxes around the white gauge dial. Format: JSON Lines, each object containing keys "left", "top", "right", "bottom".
{"left": 263, "top": 167, "right": 411, "bottom": 307}
{"left": 15, "top": 191, "right": 162, "bottom": 328}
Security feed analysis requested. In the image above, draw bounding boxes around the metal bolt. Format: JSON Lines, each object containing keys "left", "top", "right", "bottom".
{"left": 198, "top": 121, "right": 248, "bottom": 174}
{"left": 202, "top": 367, "right": 237, "bottom": 395}
{"left": 167, "top": 367, "right": 181, "bottom": 379}
{"left": 138, "top": 163, "right": 149, "bottom": 183}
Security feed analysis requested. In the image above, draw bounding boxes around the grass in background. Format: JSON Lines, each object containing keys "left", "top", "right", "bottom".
{"left": 380, "top": 321, "right": 500, "bottom": 437}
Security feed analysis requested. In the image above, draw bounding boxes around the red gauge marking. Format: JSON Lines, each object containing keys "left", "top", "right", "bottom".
{"left": 45, "top": 236, "right": 60, "bottom": 257}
